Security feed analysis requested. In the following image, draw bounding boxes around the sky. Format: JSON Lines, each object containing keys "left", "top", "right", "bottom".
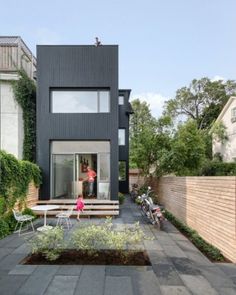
{"left": 1, "top": 0, "right": 236, "bottom": 117}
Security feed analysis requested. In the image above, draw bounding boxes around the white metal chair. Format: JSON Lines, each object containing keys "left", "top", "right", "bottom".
{"left": 12, "top": 209, "right": 35, "bottom": 236}
{"left": 56, "top": 206, "right": 74, "bottom": 229}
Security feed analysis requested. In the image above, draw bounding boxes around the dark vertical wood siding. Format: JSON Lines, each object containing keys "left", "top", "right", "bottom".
{"left": 118, "top": 90, "right": 131, "bottom": 193}
{"left": 37, "top": 45, "right": 119, "bottom": 200}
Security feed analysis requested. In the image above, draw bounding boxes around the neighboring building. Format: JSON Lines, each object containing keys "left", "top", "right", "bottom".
{"left": 37, "top": 45, "right": 132, "bottom": 200}
{"left": 0, "top": 36, "right": 36, "bottom": 159}
{"left": 212, "top": 96, "right": 236, "bottom": 162}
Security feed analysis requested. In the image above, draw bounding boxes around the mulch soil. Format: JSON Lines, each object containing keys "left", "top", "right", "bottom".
{"left": 22, "top": 249, "right": 151, "bottom": 266}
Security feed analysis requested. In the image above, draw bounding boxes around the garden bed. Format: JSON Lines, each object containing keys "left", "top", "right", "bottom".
{"left": 22, "top": 249, "right": 151, "bottom": 266}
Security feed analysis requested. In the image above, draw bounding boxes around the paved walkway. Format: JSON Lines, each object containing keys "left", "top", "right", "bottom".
{"left": 0, "top": 198, "right": 236, "bottom": 295}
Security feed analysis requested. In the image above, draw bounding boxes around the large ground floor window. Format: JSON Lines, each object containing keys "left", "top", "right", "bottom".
{"left": 51, "top": 141, "right": 110, "bottom": 200}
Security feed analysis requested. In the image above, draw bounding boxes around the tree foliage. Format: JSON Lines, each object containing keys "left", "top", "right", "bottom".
{"left": 129, "top": 99, "right": 158, "bottom": 175}
{"left": 157, "top": 120, "right": 206, "bottom": 176}
{"left": 164, "top": 78, "right": 236, "bottom": 129}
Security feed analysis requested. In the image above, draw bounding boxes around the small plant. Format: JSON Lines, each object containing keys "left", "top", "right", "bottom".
{"left": 0, "top": 219, "right": 10, "bottom": 239}
{"left": 118, "top": 192, "right": 125, "bottom": 204}
{"left": 164, "top": 210, "right": 225, "bottom": 261}
{"left": 70, "top": 218, "right": 145, "bottom": 259}
{"left": 28, "top": 227, "right": 65, "bottom": 261}
{"left": 135, "top": 197, "right": 142, "bottom": 205}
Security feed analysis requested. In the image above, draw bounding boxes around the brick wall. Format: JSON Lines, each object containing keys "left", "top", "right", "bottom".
{"left": 157, "top": 176, "right": 236, "bottom": 262}
{"left": 26, "top": 182, "right": 39, "bottom": 207}
{"left": 14, "top": 182, "right": 38, "bottom": 210}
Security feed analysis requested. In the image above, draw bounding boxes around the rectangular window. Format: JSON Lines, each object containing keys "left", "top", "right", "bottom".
{"left": 231, "top": 107, "right": 236, "bottom": 122}
{"left": 119, "top": 161, "right": 126, "bottom": 181}
{"left": 119, "top": 95, "right": 124, "bottom": 105}
{"left": 51, "top": 90, "right": 110, "bottom": 113}
{"left": 118, "top": 129, "right": 125, "bottom": 145}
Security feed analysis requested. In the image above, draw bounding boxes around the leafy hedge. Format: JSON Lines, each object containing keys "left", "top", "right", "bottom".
{"left": 0, "top": 151, "right": 40, "bottom": 239}
{"left": 164, "top": 210, "right": 225, "bottom": 261}
{"left": 200, "top": 160, "right": 236, "bottom": 176}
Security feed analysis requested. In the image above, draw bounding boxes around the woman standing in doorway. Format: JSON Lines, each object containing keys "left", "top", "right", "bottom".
{"left": 86, "top": 166, "right": 96, "bottom": 196}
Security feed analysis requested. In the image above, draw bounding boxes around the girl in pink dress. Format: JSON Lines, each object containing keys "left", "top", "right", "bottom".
{"left": 76, "top": 195, "right": 85, "bottom": 221}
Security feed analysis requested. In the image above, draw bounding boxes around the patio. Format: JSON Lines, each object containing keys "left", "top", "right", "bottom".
{"left": 0, "top": 198, "right": 236, "bottom": 295}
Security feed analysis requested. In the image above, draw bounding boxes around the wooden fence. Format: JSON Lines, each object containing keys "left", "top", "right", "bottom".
{"left": 157, "top": 176, "right": 236, "bottom": 262}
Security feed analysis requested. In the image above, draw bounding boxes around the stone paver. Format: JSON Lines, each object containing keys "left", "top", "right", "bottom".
{"left": 180, "top": 274, "right": 219, "bottom": 295}
{"left": 44, "top": 275, "right": 78, "bottom": 295}
{"left": 104, "top": 276, "right": 133, "bottom": 295}
{"left": 160, "top": 285, "right": 192, "bottom": 295}
{"left": 74, "top": 265, "right": 105, "bottom": 295}
{"left": 0, "top": 197, "right": 235, "bottom": 295}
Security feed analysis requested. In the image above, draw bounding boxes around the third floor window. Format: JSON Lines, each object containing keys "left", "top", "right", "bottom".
{"left": 51, "top": 89, "right": 110, "bottom": 113}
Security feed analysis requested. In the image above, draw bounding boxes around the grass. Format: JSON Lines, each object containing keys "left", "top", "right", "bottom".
{"left": 164, "top": 210, "right": 225, "bottom": 262}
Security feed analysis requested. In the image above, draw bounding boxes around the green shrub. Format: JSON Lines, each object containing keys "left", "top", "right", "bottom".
{"left": 200, "top": 160, "right": 236, "bottom": 176}
{"left": 0, "top": 150, "right": 41, "bottom": 212}
{"left": 164, "top": 210, "right": 224, "bottom": 261}
{"left": 4, "top": 212, "right": 17, "bottom": 232}
{"left": 135, "top": 197, "right": 142, "bottom": 205}
{"left": 0, "top": 219, "right": 10, "bottom": 239}
{"left": 22, "top": 208, "right": 37, "bottom": 219}
{"left": 70, "top": 218, "right": 145, "bottom": 257}
{"left": 0, "top": 197, "right": 6, "bottom": 216}
{"left": 118, "top": 192, "right": 125, "bottom": 204}
{"left": 28, "top": 227, "right": 65, "bottom": 261}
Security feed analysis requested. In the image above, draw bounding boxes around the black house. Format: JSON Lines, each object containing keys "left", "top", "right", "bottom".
{"left": 37, "top": 45, "right": 132, "bottom": 201}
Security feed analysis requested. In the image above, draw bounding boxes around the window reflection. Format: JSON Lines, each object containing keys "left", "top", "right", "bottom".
{"left": 51, "top": 90, "right": 110, "bottom": 113}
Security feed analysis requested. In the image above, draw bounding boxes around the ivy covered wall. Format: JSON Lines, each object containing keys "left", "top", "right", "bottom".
{"left": 13, "top": 70, "right": 36, "bottom": 162}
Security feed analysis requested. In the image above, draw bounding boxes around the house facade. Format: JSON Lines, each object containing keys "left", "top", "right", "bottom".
{"left": 37, "top": 45, "right": 132, "bottom": 201}
{"left": 212, "top": 96, "right": 236, "bottom": 162}
{"left": 0, "top": 36, "right": 36, "bottom": 159}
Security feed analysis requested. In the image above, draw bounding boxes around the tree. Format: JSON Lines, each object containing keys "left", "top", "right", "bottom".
{"left": 164, "top": 78, "right": 236, "bottom": 130}
{"left": 158, "top": 120, "right": 206, "bottom": 176}
{"left": 129, "top": 99, "right": 158, "bottom": 176}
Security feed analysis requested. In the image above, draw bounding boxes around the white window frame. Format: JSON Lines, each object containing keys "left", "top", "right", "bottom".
{"left": 118, "top": 129, "right": 125, "bottom": 145}
{"left": 119, "top": 95, "right": 124, "bottom": 105}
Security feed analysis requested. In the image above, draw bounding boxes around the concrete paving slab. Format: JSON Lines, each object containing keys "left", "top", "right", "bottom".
{"left": 200, "top": 265, "right": 235, "bottom": 289}
{"left": 160, "top": 285, "right": 192, "bottom": 295}
{"left": 218, "top": 287, "right": 236, "bottom": 295}
{"left": 176, "top": 240, "right": 199, "bottom": 252}
{"left": 152, "top": 263, "right": 184, "bottom": 286}
{"left": 131, "top": 270, "right": 162, "bottom": 295}
{"left": 12, "top": 243, "right": 31, "bottom": 254}
{"left": 56, "top": 265, "right": 83, "bottom": 276}
{"left": 163, "top": 245, "right": 188, "bottom": 258}
{"left": 44, "top": 275, "right": 78, "bottom": 295}
{"left": 104, "top": 276, "right": 133, "bottom": 295}
{"left": 185, "top": 251, "right": 212, "bottom": 266}
{"left": 180, "top": 274, "right": 219, "bottom": 295}
{"left": 74, "top": 265, "right": 105, "bottom": 295}
{"left": 0, "top": 274, "right": 28, "bottom": 295}
{"left": 9, "top": 264, "right": 37, "bottom": 275}
{"left": 168, "top": 233, "right": 189, "bottom": 241}
{"left": 0, "top": 253, "right": 26, "bottom": 270}
{"left": 216, "top": 263, "right": 236, "bottom": 277}
{"left": 143, "top": 240, "right": 163, "bottom": 251}
{"left": 147, "top": 250, "right": 171, "bottom": 265}
{"left": 105, "top": 265, "right": 149, "bottom": 276}
{"left": 17, "top": 265, "right": 59, "bottom": 295}
{"left": 0, "top": 248, "right": 13, "bottom": 261}
{"left": 170, "top": 257, "right": 201, "bottom": 275}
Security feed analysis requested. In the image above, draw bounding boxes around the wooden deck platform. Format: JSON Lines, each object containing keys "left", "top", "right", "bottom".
{"left": 34, "top": 199, "right": 119, "bottom": 217}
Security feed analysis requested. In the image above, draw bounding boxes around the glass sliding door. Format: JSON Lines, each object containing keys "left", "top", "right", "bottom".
{"left": 52, "top": 154, "right": 74, "bottom": 199}
{"left": 97, "top": 153, "right": 110, "bottom": 199}
{"left": 51, "top": 141, "right": 110, "bottom": 199}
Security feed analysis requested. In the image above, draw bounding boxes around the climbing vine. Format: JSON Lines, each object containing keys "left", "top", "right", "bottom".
{"left": 12, "top": 70, "right": 36, "bottom": 162}
{"left": 0, "top": 150, "right": 41, "bottom": 212}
